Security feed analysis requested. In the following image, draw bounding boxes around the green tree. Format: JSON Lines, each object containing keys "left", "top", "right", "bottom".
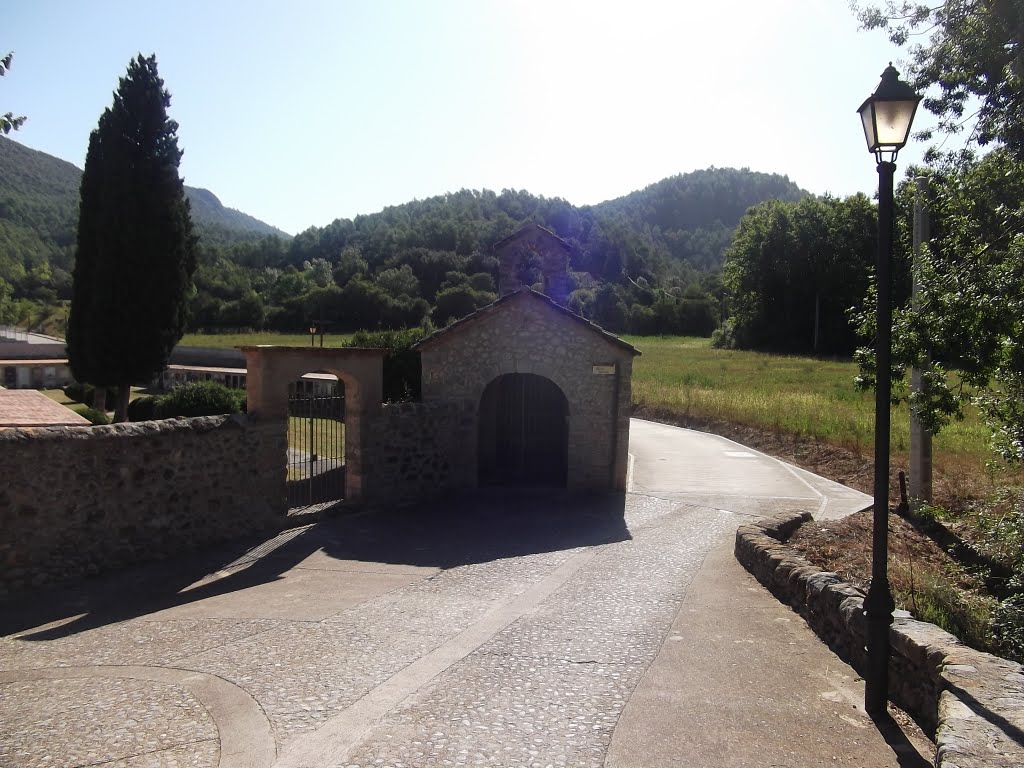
{"left": 375, "top": 264, "right": 420, "bottom": 298}
{"left": 852, "top": 3, "right": 1024, "bottom": 463}
{"left": 854, "top": 1, "right": 1024, "bottom": 159}
{"left": 855, "top": 149, "right": 1024, "bottom": 461}
{"left": 721, "top": 196, "right": 882, "bottom": 354}
{"left": 333, "top": 246, "right": 368, "bottom": 287}
{"left": 67, "top": 54, "right": 196, "bottom": 421}
{"left": 1, "top": 52, "right": 27, "bottom": 134}
{"left": 431, "top": 283, "right": 494, "bottom": 326}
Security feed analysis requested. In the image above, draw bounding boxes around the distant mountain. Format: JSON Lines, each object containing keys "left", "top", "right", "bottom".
{"left": 1, "top": 134, "right": 813, "bottom": 337}
{"left": 184, "top": 187, "right": 290, "bottom": 240}
{"left": 0, "top": 136, "right": 289, "bottom": 279}
{"left": 283, "top": 168, "right": 809, "bottom": 278}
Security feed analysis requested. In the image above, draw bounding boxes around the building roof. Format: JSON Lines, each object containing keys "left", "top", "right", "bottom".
{"left": 0, "top": 389, "right": 91, "bottom": 428}
{"left": 0, "top": 359, "right": 69, "bottom": 366}
{"left": 164, "top": 364, "right": 336, "bottom": 381}
{"left": 492, "top": 223, "right": 572, "bottom": 253}
{"left": 413, "top": 287, "right": 641, "bottom": 356}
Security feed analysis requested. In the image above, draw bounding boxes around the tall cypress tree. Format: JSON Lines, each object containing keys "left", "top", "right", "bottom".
{"left": 68, "top": 54, "right": 196, "bottom": 421}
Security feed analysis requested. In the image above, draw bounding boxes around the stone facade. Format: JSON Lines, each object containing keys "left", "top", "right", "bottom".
{"left": 416, "top": 288, "right": 638, "bottom": 492}
{"left": 494, "top": 224, "right": 574, "bottom": 306}
{"left": 735, "top": 511, "right": 1024, "bottom": 768}
{"left": 0, "top": 415, "right": 285, "bottom": 596}
{"left": 363, "top": 400, "right": 476, "bottom": 504}
{"left": 242, "top": 345, "right": 385, "bottom": 504}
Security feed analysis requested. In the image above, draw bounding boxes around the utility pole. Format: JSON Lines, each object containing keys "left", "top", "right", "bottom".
{"left": 910, "top": 176, "right": 933, "bottom": 508}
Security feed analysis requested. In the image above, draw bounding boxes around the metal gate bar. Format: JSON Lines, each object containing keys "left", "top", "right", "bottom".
{"left": 287, "top": 378, "right": 345, "bottom": 512}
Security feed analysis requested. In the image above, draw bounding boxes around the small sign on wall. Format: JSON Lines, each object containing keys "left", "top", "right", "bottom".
{"left": 592, "top": 364, "right": 617, "bottom": 375}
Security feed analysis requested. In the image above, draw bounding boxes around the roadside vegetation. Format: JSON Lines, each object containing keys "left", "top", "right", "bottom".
{"left": 626, "top": 336, "right": 995, "bottom": 481}
{"left": 626, "top": 334, "right": 1024, "bottom": 663}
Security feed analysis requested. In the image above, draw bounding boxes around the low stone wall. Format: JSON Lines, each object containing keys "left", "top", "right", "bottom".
{"left": 363, "top": 400, "right": 475, "bottom": 504}
{"left": 1, "top": 415, "right": 286, "bottom": 597}
{"left": 735, "top": 511, "right": 1024, "bottom": 768}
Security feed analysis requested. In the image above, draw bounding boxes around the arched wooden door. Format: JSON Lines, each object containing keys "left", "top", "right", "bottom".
{"left": 478, "top": 373, "right": 568, "bottom": 487}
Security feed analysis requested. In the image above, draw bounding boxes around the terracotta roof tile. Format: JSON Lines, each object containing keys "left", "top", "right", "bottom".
{"left": 0, "top": 390, "right": 91, "bottom": 428}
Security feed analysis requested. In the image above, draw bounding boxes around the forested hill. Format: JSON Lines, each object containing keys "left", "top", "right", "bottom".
{"left": 284, "top": 167, "right": 807, "bottom": 278}
{"left": 183, "top": 187, "right": 290, "bottom": 242}
{"left": 240, "top": 168, "right": 806, "bottom": 336}
{"left": 589, "top": 168, "right": 806, "bottom": 271}
{"left": 0, "top": 136, "right": 289, "bottom": 290}
{"left": 1, "top": 134, "right": 809, "bottom": 336}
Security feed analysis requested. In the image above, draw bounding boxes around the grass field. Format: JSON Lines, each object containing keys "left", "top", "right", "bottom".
{"left": 623, "top": 335, "right": 1008, "bottom": 484}
{"left": 41, "top": 388, "right": 90, "bottom": 416}
{"left": 41, "top": 386, "right": 149, "bottom": 415}
{"left": 180, "top": 332, "right": 355, "bottom": 348}
{"left": 288, "top": 416, "right": 345, "bottom": 459}
{"left": 181, "top": 331, "right": 1011, "bottom": 486}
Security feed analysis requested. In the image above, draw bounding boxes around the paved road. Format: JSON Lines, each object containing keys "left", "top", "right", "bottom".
{"left": 0, "top": 419, "right": 913, "bottom": 768}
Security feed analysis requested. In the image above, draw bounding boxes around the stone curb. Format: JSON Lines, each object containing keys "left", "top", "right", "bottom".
{"left": 734, "top": 511, "right": 1024, "bottom": 768}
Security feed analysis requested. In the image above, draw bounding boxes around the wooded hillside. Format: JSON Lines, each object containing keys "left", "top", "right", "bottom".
{"left": 0, "top": 135, "right": 808, "bottom": 336}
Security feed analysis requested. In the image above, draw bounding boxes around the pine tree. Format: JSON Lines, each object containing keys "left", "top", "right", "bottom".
{"left": 68, "top": 54, "right": 196, "bottom": 421}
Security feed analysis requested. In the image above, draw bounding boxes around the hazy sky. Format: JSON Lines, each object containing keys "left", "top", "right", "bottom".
{"left": 4, "top": 1, "right": 928, "bottom": 235}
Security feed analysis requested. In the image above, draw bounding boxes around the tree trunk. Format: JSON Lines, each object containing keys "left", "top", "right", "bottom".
{"left": 92, "top": 385, "right": 107, "bottom": 412}
{"left": 813, "top": 293, "right": 820, "bottom": 353}
{"left": 114, "top": 383, "right": 130, "bottom": 423}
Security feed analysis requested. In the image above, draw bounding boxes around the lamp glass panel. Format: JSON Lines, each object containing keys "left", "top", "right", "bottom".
{"left": 872, "top": 100, "right": 915, "bottom": 147}
{"left": 860, "top": 104, "right": 878, "bottom": 150}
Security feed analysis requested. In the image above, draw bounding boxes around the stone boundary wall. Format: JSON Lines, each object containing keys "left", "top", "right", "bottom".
{"left": 363, "top": 400, "right": 476, "bottom": 505}
{"left": 735, "top": 511, "right": 1024, "bottom": 768}
{"left": 1, "top": 415, "right": 286, "bottom": 597}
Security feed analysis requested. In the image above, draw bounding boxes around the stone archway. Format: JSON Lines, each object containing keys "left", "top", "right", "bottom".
{"left": 478, "top": 373, "right": 568, "bottom": 487}
{"left": 241, "top": 346, "right": 386, "bottom": 506}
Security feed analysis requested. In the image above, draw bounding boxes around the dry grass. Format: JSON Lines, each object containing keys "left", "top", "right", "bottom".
{"left": 625, "top": 336, "right": 1024, "bottom": 660}
{"left": 625, "top": 335, "right": 1021, "bottom": 502}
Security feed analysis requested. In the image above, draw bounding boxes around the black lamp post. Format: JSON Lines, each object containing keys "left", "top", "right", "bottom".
{"left": 308, "top": 323, "right": 319, "bottom": 348}
{"left": 856, "top": 63, "right": 921, "bottom": 717}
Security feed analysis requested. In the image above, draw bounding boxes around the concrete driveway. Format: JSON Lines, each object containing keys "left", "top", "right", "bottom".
{"left": 0, "top": 418, "right": 919, "bottom": 768}
{"left": 628, "top": 418, "right": 871, "bottom": 520}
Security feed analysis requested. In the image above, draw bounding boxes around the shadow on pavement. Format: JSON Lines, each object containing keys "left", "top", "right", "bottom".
{"left": 871, "top": 712, "right": 934, "bottom": 768}
{"left": 2, "top": 488, "right": 628, "bottom": 641}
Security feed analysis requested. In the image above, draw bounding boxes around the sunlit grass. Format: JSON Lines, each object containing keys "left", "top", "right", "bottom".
{"left": 288, "top": 416, "right": 344, "bottom": 459}
{"left": 41, "top": 386, "right": 148, "bottom": 414}
{"left": 625, "top": 335, "right": 1014, "bottom": 484}
{"left": 180, "top": 331, "right": 355, "bottom": 349}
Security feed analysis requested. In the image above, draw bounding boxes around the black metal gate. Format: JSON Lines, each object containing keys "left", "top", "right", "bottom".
{"left": 287, "top": 377, "right": 345, "bottom": 511}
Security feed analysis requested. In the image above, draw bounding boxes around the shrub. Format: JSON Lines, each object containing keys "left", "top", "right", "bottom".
{"left": 62, "top": 382, "right": 86, "bottom": 402}
{"left": 346, "top": 327, "right": 427, "bottom": 402}
{"left": 77, "top": 406, "right": 110, "bottom": 425}
{"left": 710, "top": 318, "right": 738, "bottom": 349}
{"left": 155, "top": 380, "right": 245, "bottom": 417}
{"left": 63, "top": 382, "right": 117, "bottom": 410}
{"left": 990, "top": 590, "right": 1024, "bottom": 663}
{"left": 126, "top": 395, "right": 160, "bottom": 421}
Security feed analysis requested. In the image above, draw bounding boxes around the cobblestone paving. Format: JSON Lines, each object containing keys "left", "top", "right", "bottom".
{"left": 181, "top": 547, "right": 587, "bottom": 748}
{"left": 0, "top": 677, "right": 218, "bottom": 768}
{"left": 0, "top": 618, "right": 283, "bottom": 670}
{"left": 339, "top": 496, "right": 734, "bottom": 767}
{"left": 0, "top": 492, "right": 731, "bottom": 768}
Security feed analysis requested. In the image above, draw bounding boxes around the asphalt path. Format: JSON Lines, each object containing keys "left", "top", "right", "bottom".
{"left": 627, "top": 418, "right": 871, "bottom": 520}
{"left": 0, "top": 418, "right": 919, "bottom": 768}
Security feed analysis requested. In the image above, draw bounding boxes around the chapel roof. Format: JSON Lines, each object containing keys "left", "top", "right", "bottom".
{"left": 491, "top": 223, "right": 572, "bottom": 253}
{"left": 412, "top": 287, "right": 641, "bottom": 356}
